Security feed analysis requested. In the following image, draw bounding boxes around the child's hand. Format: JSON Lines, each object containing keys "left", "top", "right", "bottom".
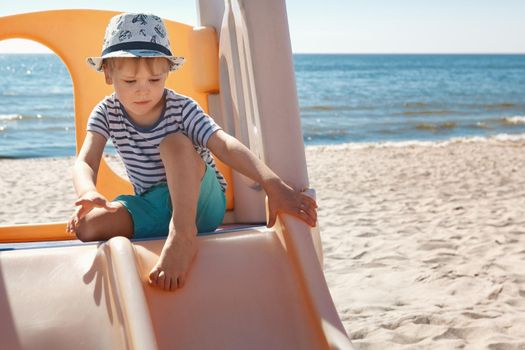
{"left": 66, "top": 190, "right": 119, "bottom": 234}
{"left": 265, "top": 180, "right": 318, "bottom": 228}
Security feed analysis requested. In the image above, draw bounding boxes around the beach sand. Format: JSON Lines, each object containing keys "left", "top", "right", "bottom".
{"left": 1, "top": 139, "right": 525, "bottom": 349}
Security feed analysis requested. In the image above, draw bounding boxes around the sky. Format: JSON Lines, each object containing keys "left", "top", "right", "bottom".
{"left": 0, "top": 0, "right": 524, "bottom": 54}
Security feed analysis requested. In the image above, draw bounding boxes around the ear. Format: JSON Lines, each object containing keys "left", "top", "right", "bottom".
{"left": 102, "top": 66, "right": 113, "bottom": 85}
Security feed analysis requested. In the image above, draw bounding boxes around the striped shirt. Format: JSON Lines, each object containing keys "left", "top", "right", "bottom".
{"left": 87, "top": 89, "right": 227, "bottom": 195}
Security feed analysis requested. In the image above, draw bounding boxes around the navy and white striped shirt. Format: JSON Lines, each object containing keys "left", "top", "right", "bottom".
{"left": 87, "top": 89, "right": 227, "bottom": 195}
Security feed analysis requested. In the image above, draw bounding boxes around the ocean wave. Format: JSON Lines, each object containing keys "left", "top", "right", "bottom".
{"left": 7, "top": 125, "right": 74, "bottom": 132}
{"left": 483, "top": 102, "right": 519, "bottom": 110}
{"left": 303, "top": 128, "right": 351, "bottom": 139}
{"left": 400, "top": 102, "right": 522, "bottom": 113}
{"left": 0, "top": 114, "right": 72, "bottom": 121}
{"left": 301, "top": 105, "right": 364, "bottom": 112}
{"left": 1, "top": 91, "right": 73, "bottom": 98}
{"left": 0, "top": 114, "right": 23, "bottom": 121}
{"left": 302, "top": 105, "right": 337, "bottom": 111}
{"left": 468, "top": 122, "right": 490, "bottom": 129}
{"left": 403, "top": 102, "right": 432, "bottom": 108}
{"left": 306, "top": 133, "right": 525, "bottom": 151}
{"left": 399, "top": 110, "right": 456, "bottom": 116}
{"left": 415, "top": 121, "right": 457, "bottom": 131}
{"left": 501, "top": 116, "right": 525, "bottom": 125}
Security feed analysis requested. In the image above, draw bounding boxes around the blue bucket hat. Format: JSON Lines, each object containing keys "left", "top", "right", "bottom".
{"left": 87, "top": 13, "right": 185, "bottom": 72}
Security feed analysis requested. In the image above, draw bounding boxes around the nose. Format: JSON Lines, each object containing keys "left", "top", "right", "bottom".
{"left": 136, "top": 80, "right": 150, "bottom": 95}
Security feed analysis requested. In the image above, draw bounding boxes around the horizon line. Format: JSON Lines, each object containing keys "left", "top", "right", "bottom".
{"left": 1, "top": 51, "right": 524, "bottom": 55}
{"left": 293, "top": 52, "right": 525, "bottom": 55}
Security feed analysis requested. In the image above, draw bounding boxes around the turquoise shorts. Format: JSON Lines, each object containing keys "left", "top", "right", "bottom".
{"left": 114, "top": 164, "right": 226, "bottom": 239}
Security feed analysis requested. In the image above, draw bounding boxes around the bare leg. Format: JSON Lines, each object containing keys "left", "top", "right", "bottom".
{"left": 75, "top": 203, "right": 134, "bottom": 241}
{"left": 148, "top": 133, "right": 205, "bottom": 291}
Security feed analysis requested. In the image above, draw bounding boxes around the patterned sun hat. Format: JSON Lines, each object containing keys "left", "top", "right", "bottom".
{"left": 86, "top": 13, "right": 184, "bottom": 72}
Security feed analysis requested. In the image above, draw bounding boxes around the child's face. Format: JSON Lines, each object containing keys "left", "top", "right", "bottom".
{"left": 104, "top": 58, "right": 169, "bottom": 121}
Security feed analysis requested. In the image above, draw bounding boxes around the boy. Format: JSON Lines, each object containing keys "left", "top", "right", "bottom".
{"left": 67, "top": 13, "right": 317, "bottom": 292}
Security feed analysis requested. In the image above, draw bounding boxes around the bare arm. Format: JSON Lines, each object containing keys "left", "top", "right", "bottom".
{"left": 67, "top": 131, "right": 117, "bottom": 233}
{"left": 207, "top": 130, "right": 317, "bottom": 227}
{"left": 207, "top": 130, "right": 281, "bottom": 187}
{"left": 73, "top": 131, "right": 106, "bottom": 196}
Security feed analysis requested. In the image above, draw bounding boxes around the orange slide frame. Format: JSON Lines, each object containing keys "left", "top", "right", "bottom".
{"left": 0, "top": 10, "right": 233, "bottom": 242}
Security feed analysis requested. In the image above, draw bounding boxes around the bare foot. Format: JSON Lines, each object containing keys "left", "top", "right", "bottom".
{"left": 148, "top": 232, "right": 198, "bottom": 291}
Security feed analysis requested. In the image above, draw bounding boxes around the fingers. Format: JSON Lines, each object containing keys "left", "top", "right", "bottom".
{"left": 267, "top": 203, "right": 317, "bottom": 228}
{"left": 66, "top": 218, "right": 74, "bottom": 234}
{"left": 67, "top": 198, "right": 119, "bottom": 234}
{"left": 104, "top": 201, "right": 120, "bottom": 213}
{"left": 66, "top": 218, "right": 77, "bottom": 234}
{"left": 66, "top": 206, "right": 82, "bottom": 234}
{"left": 266, "top": 189, "right": 318, "bottom": 228}
{"left": 300, "top": 192, "right": 318, "bottom": 208}
{"left": 297, "top": 192, "right": 318, "bottom": 226}
{"left": 297, "top": 204, "right": 317, "bottom": 227}
{"left": 74, "top": 198, "right": 91, "bottom": 207}
{"left": 267, "top": 211, "right": 277, "bottom": 228}
{"left": 66, "top": 203, "right": 91, "bottom": 234}
{"left": 74, "top": 198, "right": 118, "bottom": 212}
{"left": 75, "top": 205, "right": 89, "bottom": 222}
{"left": 300, "top": 202, "right": 317, "bottom": 219}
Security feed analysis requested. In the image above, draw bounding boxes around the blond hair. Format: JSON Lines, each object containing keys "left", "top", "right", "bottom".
{"left": 103, "top": 57, "right": 170, "bottom": 75}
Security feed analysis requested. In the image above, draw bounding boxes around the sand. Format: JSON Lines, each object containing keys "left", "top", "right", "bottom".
{"left": 1, "top": 138, "right": 525, "bottom": 349}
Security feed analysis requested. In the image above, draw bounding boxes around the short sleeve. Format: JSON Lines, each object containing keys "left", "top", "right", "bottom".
{"left": 86, "top": 101, "right": 110, "bottom": 140}
{"left": 180, "top": 98, "right": 221, "bottom": 147}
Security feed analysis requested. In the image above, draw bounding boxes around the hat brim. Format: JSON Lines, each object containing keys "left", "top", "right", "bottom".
{"left": 86, "top": 49, "right": 184, "bottom": 72}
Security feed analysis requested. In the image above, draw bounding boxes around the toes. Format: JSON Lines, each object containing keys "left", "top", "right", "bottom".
{"left": 169, "top": 278, "right": 177, "bottom": 292}
{"left": 149, "top": 269, "right": 183, "bottom": 292}
{"left": 178, "top": 274, "right": 186, "bottom": 288}
{"left": 157, "top": 271, "right": 166, "bottom": 288}
{"left": 149, "top": 268, "right": 160, "bottom": 285}
{"left": 162, "top": 274, "right": 172, "bottom": 291}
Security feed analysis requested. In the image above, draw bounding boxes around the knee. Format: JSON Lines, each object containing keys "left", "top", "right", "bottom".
{"left": 160, "top": 133, "right": 204, "bottom": 171}
{"left": 75, "top": 219, "right": 100, "bottom": 242}
{"left": 160, "top": 133, "right": 196, "bottom": 157}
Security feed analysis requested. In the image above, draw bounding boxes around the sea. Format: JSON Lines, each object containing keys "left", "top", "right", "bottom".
{"left": 1, "top": 53, "right": 525, "bottom": 158}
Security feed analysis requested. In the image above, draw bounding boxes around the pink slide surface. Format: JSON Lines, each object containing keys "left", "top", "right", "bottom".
{"left": 0, "top": 221, "right": 353, "bottom": 349}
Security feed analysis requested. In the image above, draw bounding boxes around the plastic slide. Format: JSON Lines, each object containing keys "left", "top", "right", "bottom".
{"left": 0, "top": 1, "right": 353, "bottom": 349}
